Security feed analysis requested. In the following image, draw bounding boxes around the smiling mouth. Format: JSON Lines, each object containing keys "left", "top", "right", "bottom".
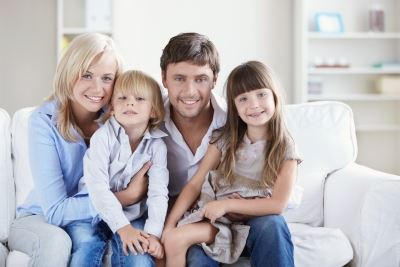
{"left": 248, "top": 111, "right": 265, "bottom": 117}
{"left": 180, "top": 99, "right": 199, "bottom": 105}
{"left": 85, "top": 95, "right": 103, "bottom": 103}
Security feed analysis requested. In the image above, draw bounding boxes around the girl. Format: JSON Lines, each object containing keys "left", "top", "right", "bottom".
{"left": 69, "top": 70, "right": 169, "bottom": 267}
{"left": 9, "top": 33, "right": 149, "bottom": 267}
{"left": 162, "top": 61, "right": 301, "bottom": 267}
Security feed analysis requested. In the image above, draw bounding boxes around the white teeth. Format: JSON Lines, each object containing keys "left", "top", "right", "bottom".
{"left": 182, "top": 99, "right": 198, "bottom": 105}
{"left": 86, "top": 96, "right": 102, "bottom": 102}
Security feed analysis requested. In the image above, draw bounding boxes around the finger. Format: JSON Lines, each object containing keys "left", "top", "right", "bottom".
{"left": 128, "top": 242, "right": 137, "bottom": 255}
{"left": 140, "top": 231, "right": 150, "bottom": 238}
{"left": 133, "top": 240, "right": 144, "bottom": 255}
{"left": 139, "top": 161, "right": 152, "bottom": 176}
{"left": 199, "top": 208, "right": 205, "bottom": 218}
{"left": 122, "top": 243, "right": 129, "bottom": 256}
{"left": 138, "top": 235, "right": 150, "bottom": 246}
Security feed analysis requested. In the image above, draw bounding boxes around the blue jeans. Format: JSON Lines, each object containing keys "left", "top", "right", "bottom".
{"left": 187, "top": 215, "right": 294, "bottom": 267}
{"left": 65, "top": 218, "right": 154, "bottom": 267}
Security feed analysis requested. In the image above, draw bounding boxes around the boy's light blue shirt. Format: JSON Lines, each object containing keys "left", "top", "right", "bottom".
{"left": 17, "top": 100, "right": 98, "bottom": 226}
{"left": 79, "top": 116, "right": 169, "bottom": 237}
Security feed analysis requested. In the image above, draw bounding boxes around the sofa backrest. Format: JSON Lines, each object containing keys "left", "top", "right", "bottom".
{"left": 0, "top": 108, "right": 14, "bottom": 242}
{"left": 8, "top": 101, "right": 358, "bottom": 229}
{"left": 283, "top": 101, "right": 357, "bottom": 226}
{"left": 11, "top": 107, "right": 36, "bottom": 207}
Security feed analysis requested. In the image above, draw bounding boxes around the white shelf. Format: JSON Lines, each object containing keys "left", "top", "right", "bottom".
{"left": 308, "top": 32, "right": 400, "bottom": 39}
{"left": 356, "top": 124, "right": 400, "bottom": 132}
{"left": 308, "top": 67, "right": 400, "bottom": 75}
{"left": 308, "top": 93, "right": 400, "bottom": 101}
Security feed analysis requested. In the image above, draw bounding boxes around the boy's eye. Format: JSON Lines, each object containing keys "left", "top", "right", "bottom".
{"left": 102, "top": 76, "right": 114, "bottom": 82}
{"left": 118, "top": 96, "right": 126, "bottom": 100}
{"left": 136, "top": 96, "right": 145, "bottom": 101}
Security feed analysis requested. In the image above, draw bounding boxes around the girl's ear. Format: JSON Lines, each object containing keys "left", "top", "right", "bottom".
{"left": 150, "top": 108, "right": 156, "bottom": 119}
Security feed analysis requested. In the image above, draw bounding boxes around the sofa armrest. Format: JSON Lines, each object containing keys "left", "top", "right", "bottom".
{"left": 324, "top": 163, "right": 400, "bottom": 267}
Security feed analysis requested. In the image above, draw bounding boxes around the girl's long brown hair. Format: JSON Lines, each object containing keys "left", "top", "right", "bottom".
{"left": 215, "top": 61, "right": 292, "bottom": 188}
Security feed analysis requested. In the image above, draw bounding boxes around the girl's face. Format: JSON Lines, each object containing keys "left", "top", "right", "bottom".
{"left": 71, "top": 52, "right": 117, "bottom": 116}
{"left": 111, "top": 91, "right": 154, "bottom": 131}
{"left": 234, "top": 88, "right": 275, "bottom": 130}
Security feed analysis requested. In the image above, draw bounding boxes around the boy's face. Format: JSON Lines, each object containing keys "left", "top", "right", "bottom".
{"left": 111, "top": 91, "right": 153, "bottom": 131}
{"left": 162, "top": 61, "right": 216, "bottom": 120}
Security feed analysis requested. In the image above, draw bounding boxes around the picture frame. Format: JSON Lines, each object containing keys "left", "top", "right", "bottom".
{"left": 315, "top": 12, "right": 344, "bottom": 33}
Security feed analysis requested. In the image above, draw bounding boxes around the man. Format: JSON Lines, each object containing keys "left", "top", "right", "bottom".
{"left": 160, "top": 32, "right": 294, "bottom": 267}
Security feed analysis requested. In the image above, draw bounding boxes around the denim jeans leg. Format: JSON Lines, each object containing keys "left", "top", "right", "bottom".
{"left": 64, "top": 221, "right": 108, "bottom": 267}
{"left": 111, "top": 217, "right": 154, "bottom": 267}
{"left": 187, "top": 245, "right": 219, "bottom": 267}
{"left": 246, "top": 215, "right": 294, "bottom": 267}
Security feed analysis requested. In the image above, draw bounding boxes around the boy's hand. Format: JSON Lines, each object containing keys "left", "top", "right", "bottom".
{"left": 117, "top": 225, "right": 150, "bottom": 256}
{"left": 147, "top": 235, "right": 164, "bottom": 259}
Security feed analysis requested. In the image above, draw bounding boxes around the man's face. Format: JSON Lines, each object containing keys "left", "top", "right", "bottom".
{"left": 162, "top": 61, "right": 216, "bottom": 120}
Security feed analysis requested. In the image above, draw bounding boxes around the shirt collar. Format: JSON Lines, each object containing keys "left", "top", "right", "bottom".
{"left": 109, "top": 116, "right": 167, "bottom": 141}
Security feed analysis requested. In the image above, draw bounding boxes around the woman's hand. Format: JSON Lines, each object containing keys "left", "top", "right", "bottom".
{"left": 200, "top": 200, "right": 227, "bottom": 223}
{"left": 117, "top": 225, "right": 150, "bottom": 256}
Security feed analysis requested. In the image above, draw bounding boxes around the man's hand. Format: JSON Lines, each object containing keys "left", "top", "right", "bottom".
{"left": 127, "top": 161, "right": 152, "bottom": 200}
{"left": 147, "top": 235, "right": 164, "bottom": 259}
{"left": 117, "top": 225, "right": 150, "bottom": 256}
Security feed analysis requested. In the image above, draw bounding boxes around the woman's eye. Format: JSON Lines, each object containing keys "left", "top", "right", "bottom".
{"left": 82, "top": 74, "right": 92, "bottom": 79}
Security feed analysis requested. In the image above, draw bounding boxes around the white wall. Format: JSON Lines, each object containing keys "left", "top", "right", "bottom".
{"left": 0, "top": 0, "right": 293, "bottom": 115}
{"left": 0, "top": 0, "right": 56, "bottom": 115}
{"left": 113, "top": 0, "right": 294, "bottom": 102}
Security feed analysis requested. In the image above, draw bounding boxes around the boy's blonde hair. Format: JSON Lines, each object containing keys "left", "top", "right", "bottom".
{"left": 107, "top": 70, "right": 165, "bottom": 130}
{"left": 215, "top": 61, "right": 292, "bottom": 188}
{"left": 51, "top": 33, "right": 124, "bottom": 141}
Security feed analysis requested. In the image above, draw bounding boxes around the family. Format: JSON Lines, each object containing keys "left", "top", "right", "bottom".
{"left": 7, "top": 32, "right": 301, "bottom": 267}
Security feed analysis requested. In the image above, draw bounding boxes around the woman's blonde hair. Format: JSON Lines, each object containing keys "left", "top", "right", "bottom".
{"left": 50, "top": 33, "right": 124, "bottom": 141}
{"left": 106, "top": 70, "right": 165, "bottom": 130}
{"left": 215, "top": 61, "right": 292, "bottom": 188}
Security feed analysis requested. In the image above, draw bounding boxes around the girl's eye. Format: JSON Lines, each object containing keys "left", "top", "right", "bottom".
{"left": 118, "top": 96, "right": 126, "bottom": 100}
{"left": 239, "top": 97, "right": 247, "bottom": 102}
{"left": 258, "top": 92, "right": 268, "bottom": 98}
{"left": 136, "top": 96, "right": 145, "bottom": 101}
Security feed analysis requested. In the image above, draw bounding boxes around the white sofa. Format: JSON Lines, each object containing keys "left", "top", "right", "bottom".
{"left": 1, "top": 101, "right": 400, "bottom": 267}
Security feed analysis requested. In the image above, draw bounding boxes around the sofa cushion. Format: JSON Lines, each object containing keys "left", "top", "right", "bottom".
{"left": 283, "top": 101, "right": 357, "bottom": 226}
{"left": 11, "top": 107, "right": 35, "bottom": 207}
{"left": 289, "top": 223, "right": 353, "bottom": 267}
{"left": 0, "top": 108, "right": 14, "bottom": 243}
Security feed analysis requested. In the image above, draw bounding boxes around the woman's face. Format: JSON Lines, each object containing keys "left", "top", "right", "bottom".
{"left": 71, "top": 52, "right": 117, "bottom": 116}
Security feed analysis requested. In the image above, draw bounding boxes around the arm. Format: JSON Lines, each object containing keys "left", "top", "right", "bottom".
{"left": 144, "top": 140, "right": 169, "bottom": 238}
{"left": 83, "top": 128, "right": 130, "bottom": 233}
{"left": 28, "top": 112, "right": 96, "bottom": 226}
{"left": 201, "top": 159, "right": 298, "bottom": 222}
{"left": 114, "top": 161, "right": 151, "bottom": 206}
{"left": 163, "top": 144, "right": 221, "bottom": 230}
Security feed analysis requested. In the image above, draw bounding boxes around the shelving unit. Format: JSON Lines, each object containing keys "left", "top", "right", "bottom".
{"left": 294, "top": 0, "right": 400, "bottom": 175}
{"left": 56, "top": 0, "right": 113, "bottom": 58}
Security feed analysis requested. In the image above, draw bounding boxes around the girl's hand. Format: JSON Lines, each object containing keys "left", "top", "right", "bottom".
{"left": 117, "top": 225, "right": 150, "bottom": 256}
{"left": 147, "top": 235, "right": 164, "bottom": 259}
{"left": 200, "top": 200, "right": 226, "bottom": 223}
{"left": 225, "top": 193, "right": 253, "bottom": 221}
